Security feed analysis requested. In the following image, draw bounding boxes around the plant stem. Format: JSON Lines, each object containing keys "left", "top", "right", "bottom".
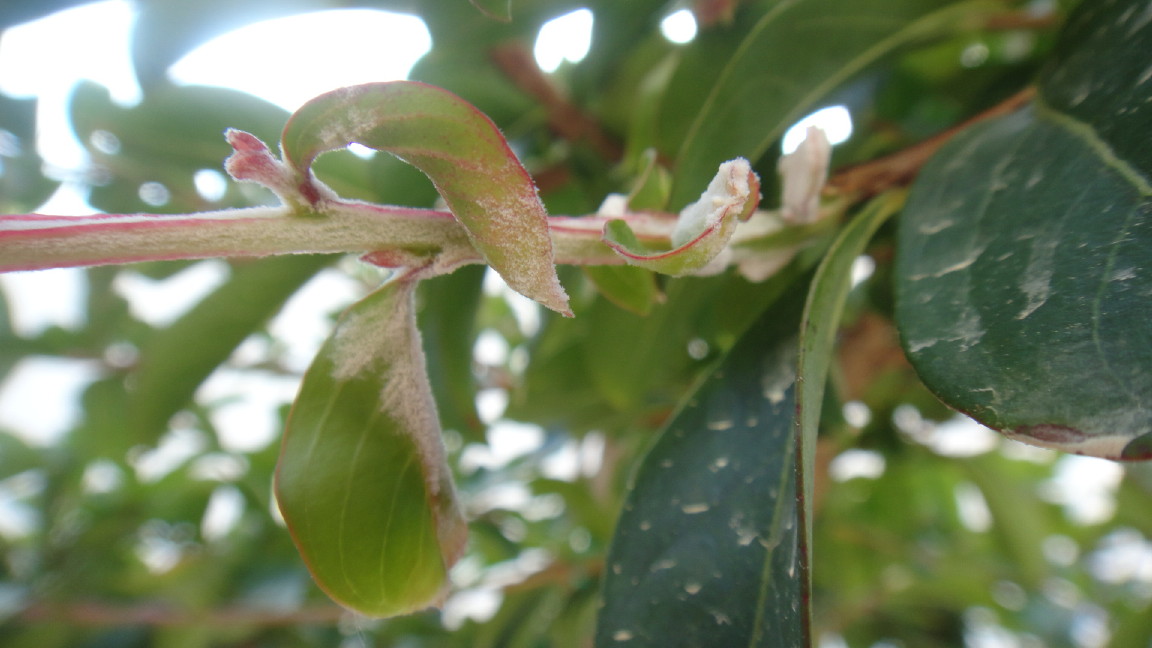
{"left": 0, "top": 201, "right": 680, "bottom": 273}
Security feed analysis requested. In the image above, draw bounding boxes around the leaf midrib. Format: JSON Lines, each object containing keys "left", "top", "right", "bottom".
{"left": 1035, "top": 96, "right": 1152, "bottom": 196}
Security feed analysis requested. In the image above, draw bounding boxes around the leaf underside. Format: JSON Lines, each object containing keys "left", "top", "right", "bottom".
{"left": 897, "top": 0, "right": 1152, "bottom": 460}
{"left": 276, "top": 279, "right": 466, "bottom": 616}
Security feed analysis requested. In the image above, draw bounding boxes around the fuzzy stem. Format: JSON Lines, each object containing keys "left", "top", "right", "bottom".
{"left": 0, "top": 201, "right": 676, "bottom": 273}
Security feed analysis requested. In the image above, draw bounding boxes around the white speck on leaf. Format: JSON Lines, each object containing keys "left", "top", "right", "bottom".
{"left": 1017, "top": 236, "right": 1055, "bottom": 320}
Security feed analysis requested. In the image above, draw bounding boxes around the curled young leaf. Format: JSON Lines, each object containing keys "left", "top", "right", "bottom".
{"left": 603, "top": 158, "right": 760, "bottom": 276}
{"left": 279, "top": 81, "right": 570, "bottom": 315}
{"left": 276, "top": 277, "right": 467, "bottom": 617}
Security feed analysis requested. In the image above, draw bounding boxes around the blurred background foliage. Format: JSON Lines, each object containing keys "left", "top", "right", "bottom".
{"left": 0, "top": 0, "right": 1151, "bottom": 646}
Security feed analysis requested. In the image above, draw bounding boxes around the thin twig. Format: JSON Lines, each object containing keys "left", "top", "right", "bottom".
{"left": 490, "top": 43, "right": 623, "bottom": 161}
{"left": 828, "top": 86, "right": 1037, "bottom": 198}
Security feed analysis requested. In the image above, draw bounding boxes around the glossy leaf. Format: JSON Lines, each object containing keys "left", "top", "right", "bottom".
{"left": 604, "top": 158, "right": 759, "bottom": 276}
{"left": 276, "top": 277, "right": 467, "bottom": 616}
{"left": 896, "top": 0, "right": 1152, "bottom": 461}
{"left": 670, "top": 0, "right": 987, "bottom": 207}
{"left": 279, "top": 81, "right": 570, "bottom": 315}
{"left": 596, "top": 288, "right": 806, "bottom": 647}
{"left": 795, "top": 191, "right": 901, "bottom": 627}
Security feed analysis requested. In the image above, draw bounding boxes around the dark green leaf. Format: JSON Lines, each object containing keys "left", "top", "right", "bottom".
{"left": 276, "top": 277, "right": 467, "bottom": 616}
{"left": 896, "top": 0, "right": 1152, "bottom": 460}
{"left": 670, "top": 0, "right": 989, "bottom": 207}
{"left": 596, "top": 287, "right": 807, "bottom": 647}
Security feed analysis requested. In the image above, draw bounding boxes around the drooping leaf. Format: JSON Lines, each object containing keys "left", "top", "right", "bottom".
{"left": 670, "top": 0, "right": 990, "bottom": 207}
{"left": 794, "top": 191, "right": 901, "bottom": 628}
{"left": 276, "top": 276, "right": 467, "bottom": 617}
{"left": 604, "top": 158, "right": 759, "bottom": 276}
{"left": 279, "top": 81, "right": 570, "bottom": 315}
{"left": 596, "top": 287, "right": 807, "bottom": 648}
{"left": 896, "top": 0, "right": 1152, "bottom": 460}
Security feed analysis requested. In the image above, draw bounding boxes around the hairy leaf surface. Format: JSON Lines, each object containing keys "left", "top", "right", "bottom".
{"left": 276, "top": 278, "right": 467, "bottom": 616}
{"left": 280, "top": 81, "right": 570, "bottom": 315}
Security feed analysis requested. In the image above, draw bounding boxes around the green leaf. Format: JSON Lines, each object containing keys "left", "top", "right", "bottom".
{"left": 626, "top": 149, "right": 672, "bottom": 212}
{"left": 582, "top": 265, "right": 661, "bottom": 316}
{"left": 795, "top": 191, "right": 901, "bottom": 628}
{"left": 595, "top": 287, "right": 807, "bottom": 648}
{"left": 670, "top": 0, "right": 990, "bottom": 207}
{"left": 279, "top": 81, "right": 570, "bottom": 315}
{"left": 604, "top": 159, "right": 759, "bottom": 276}
{"left": 276, "top": 277, "right": 467, "bottom": 616}
{"left": 896, "top": 0, "right": 1152, "bottom": 461}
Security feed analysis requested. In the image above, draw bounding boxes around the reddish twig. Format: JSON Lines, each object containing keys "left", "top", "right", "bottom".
{"left": 828, "top": 86, "right": 1037, "bottom": 198}
{"left": 490, "top": 43, "right": 623, "bottom": 161}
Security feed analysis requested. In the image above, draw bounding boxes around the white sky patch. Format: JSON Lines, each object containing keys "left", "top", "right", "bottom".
{"left": 267, "top": 268, "right": 364, "bottom": 374}
{"left": 661, "top": 9, "right": 698, "bottom": 44}
{"left": 112, "top": 260, "right": 230, "bottom": 327}
{"left": 168, "top": 10, "right": 431, "bottom": 112}
{"left": 483, "top": 268, "right": 541, "bottom": 337}
{"left": 1040, "top": 455, "right": 1124, "bottom": 525}
{"left": 782, "top": 105, "right": 853, "bottom": 154}
{"left": 131, "top": 427, "right": 208, "bottom": 482}
{"left": 193, "top": 169, "right": 229, "bottom": 202}
{"left": 534, "top": 8, "right": 594, "bottom": 73}
{"left": 0, "top": 0, "right": 140, "bottom": 171}
{"left": 197, "top": 368, "right": 302, "bottom": 453}
{"left": 201, "top": 484, "right": 245, "bottom": 541}
{"left": 829, "top": 449, "right": 885, "bottom": 481}
{"left": 0, "top": 356, "right": 100, "bottom": 446}
{"left": 0, "top": 268, "right": 87, "bottom": 335}
{"left": 955, "top": 481, "right": 993, "bottom": 532}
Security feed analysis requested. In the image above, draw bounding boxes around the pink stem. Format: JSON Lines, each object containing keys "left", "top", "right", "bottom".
{"left": 0, "top": 202, "right": 676, "bottom": 273}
